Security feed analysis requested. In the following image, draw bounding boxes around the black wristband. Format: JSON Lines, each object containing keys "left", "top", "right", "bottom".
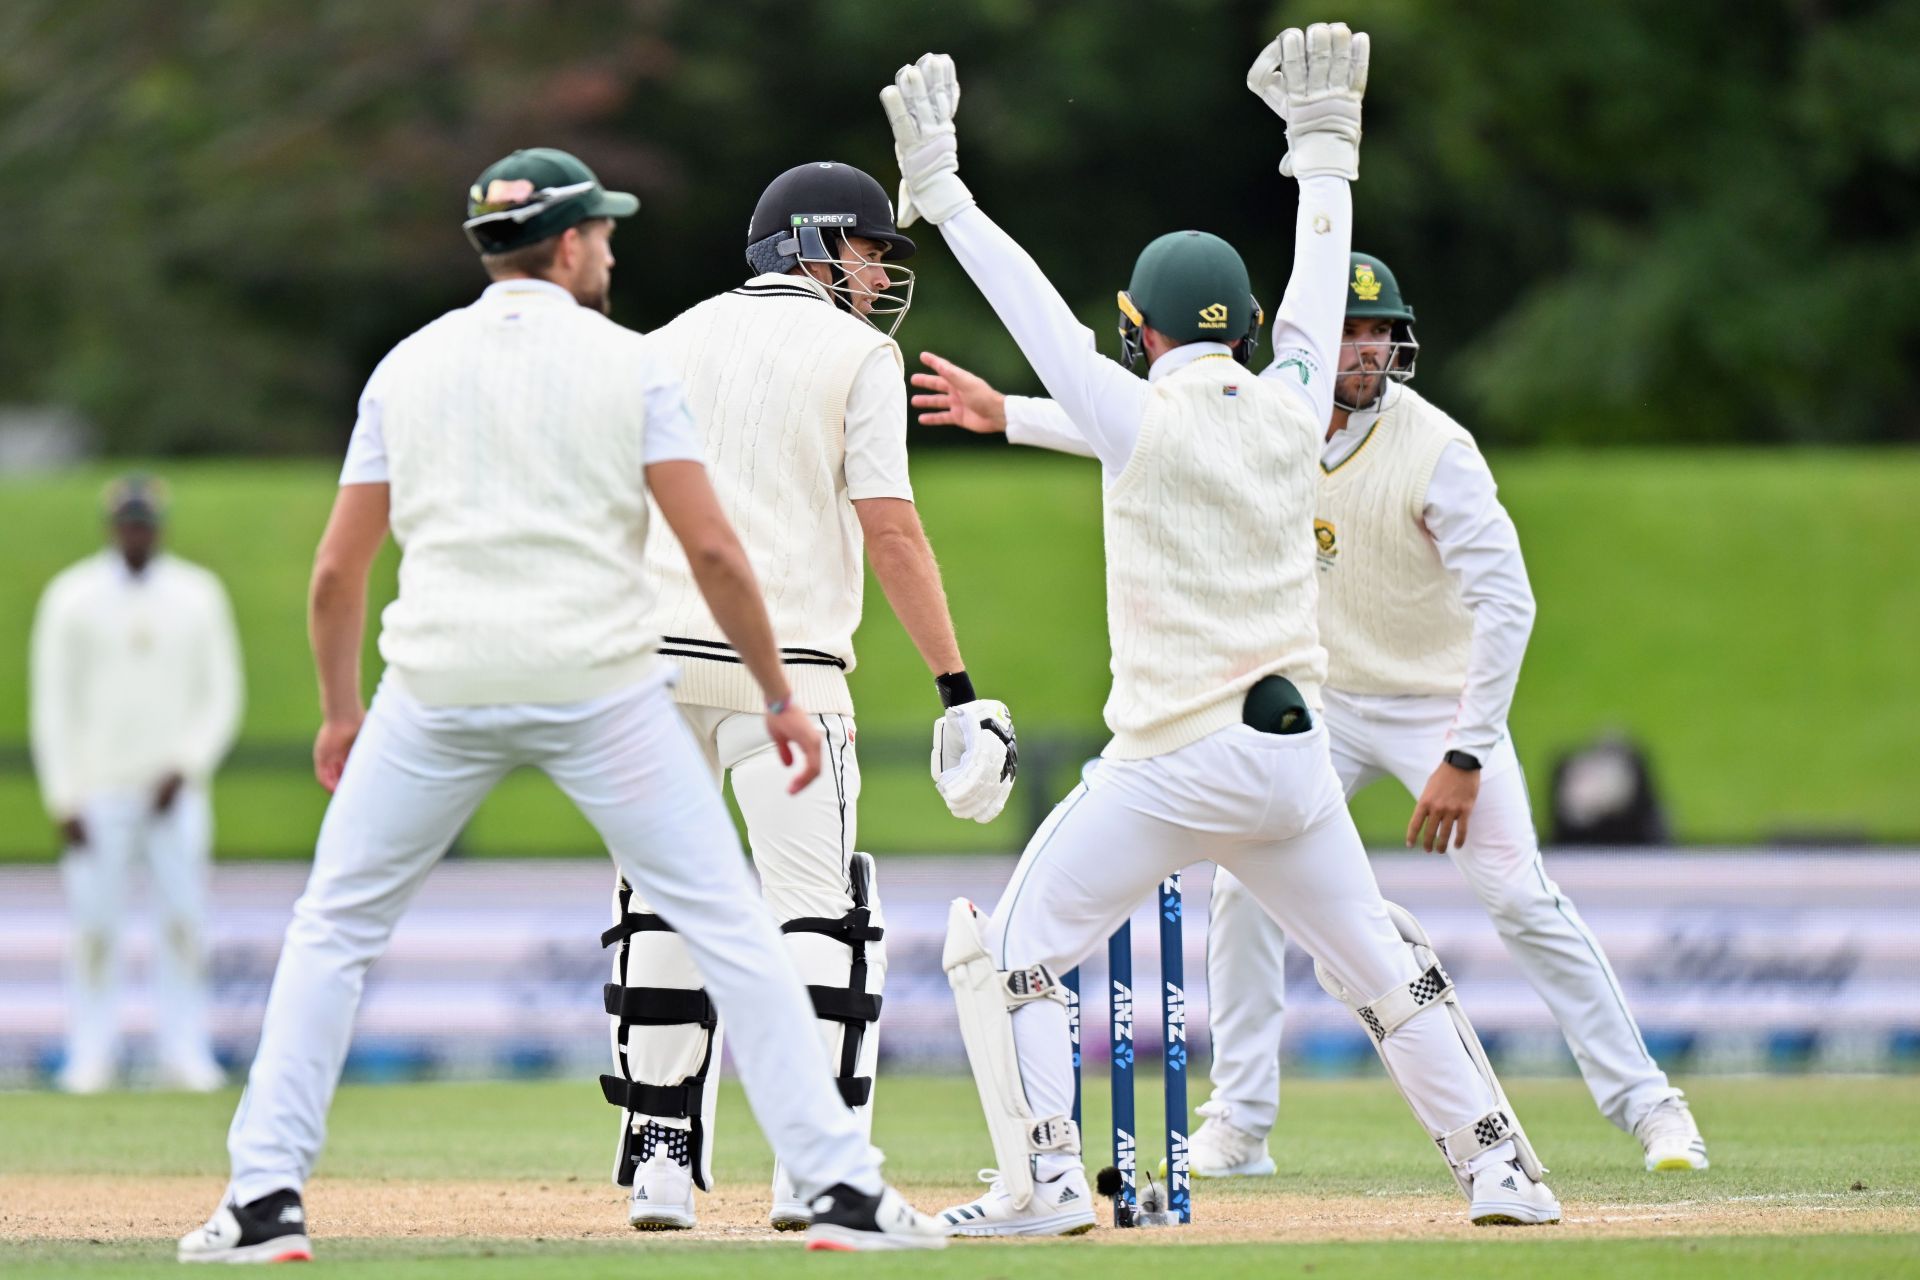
{"left": 1442, "top": 749, "right": 1482, "bottom": 772}
{"left": 935, "top": 671, "right": 976, "bottom": 709}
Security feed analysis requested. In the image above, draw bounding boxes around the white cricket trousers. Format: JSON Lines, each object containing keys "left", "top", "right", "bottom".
{"left": 1207, "top": 690, "right": 1679, "bottom": 1138}
{"left": 62, "top": 784, "right": 218, "bottom": 1076}
{"left": 224, "top": 676, "right": 879, "bottom": 1205}
{"left": 987, "top": 720, "right": 1513, "bottom": 1174}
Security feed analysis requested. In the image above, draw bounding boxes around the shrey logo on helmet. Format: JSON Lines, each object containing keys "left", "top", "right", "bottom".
{"left": 745, "top": 162, "right": 918, "bottom": 338}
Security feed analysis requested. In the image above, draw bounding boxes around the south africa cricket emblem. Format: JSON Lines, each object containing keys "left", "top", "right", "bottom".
{"left": 1351, "top": 262, "right": 1382, "bottom": 302}
{"left": 1314, "top": 518, "right": 1338, "bottom": 569}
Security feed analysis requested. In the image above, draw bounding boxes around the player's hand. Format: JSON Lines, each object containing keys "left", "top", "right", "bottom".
{"left": 880, "top": 52, "right": 974, "bottom": 227}
{"left": 1246, "top": 22, "right": 1369, "bottom": 179}
{"left": 58, "top": 816, "right": 88, "bottom": 849}
{"left": 766, "top": 702, "right": 823, "bottom": 795}
{"left": 153, "top": 771, "right": 185, "bottom": 815}
{"left": 1407, "top": 761, "right": 1480, "bottom": 853}
{"left": 314, "top": 712, "right": 364, "bottom": 794}
{"left": 931, "top": 699, "right": 1017, "bottom": 822}
{"left": 911, "top": 352, "right": 1008, "bottom": 434}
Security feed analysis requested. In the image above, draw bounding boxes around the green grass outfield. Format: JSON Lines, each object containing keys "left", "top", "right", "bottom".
{"left": 2, "top": 449, "right": 1917, "bottom": 858}
{"left": 1, "top": 1075, "right": 1916, "bottom": 1277}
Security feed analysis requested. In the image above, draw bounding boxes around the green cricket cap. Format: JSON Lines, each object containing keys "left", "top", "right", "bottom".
{"left": 463, "top": 147, "right": 639, "bottom": 254}
{"left": 1345, "top": 252, "right": 1414, "bottom": 321}
{"left": 1121, "top": 231, "right": 1256, "bottom": 346}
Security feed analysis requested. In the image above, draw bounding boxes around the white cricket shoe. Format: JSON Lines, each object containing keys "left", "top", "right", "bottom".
{"left": 804, "top": 1183, "right": 948, "bottom": 1251}
{"left": 1636, "top": 1097, "right": 1710, "bottom": 1172}
{"left": 769, "top": 1162, "right": 810, "bottom": 1232}
{"left": 626, "top": 1122, "right": 696, "bottom": 1231}
{"left": 55, "top": 1057, "right": 114, "bottom": 1095}
{"left": 1188, "top": 1103, "right": 1277, "bottom": 1177}
{"left": 159, "top": 1056, "right": 227, "bottom": 1094}
{"left": 178, "top": 1189, "right": 313, "bottom": 1263}
{"left": 939, "top": 1166, "right": 1097, "bottom": 1237}
{"left": 1468, "top": 1159, "right": 1562, "bottom": 1226}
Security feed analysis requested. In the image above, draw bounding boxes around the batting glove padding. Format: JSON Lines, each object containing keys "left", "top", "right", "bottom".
{"left": 931, "top": 699, "right": 1017, "bottom": 823}
{"left": 880, "top": 53, "right": 975, "bottom": 228}
{"left": 1247, "top": 22, "right": 1369, "bottom": 180}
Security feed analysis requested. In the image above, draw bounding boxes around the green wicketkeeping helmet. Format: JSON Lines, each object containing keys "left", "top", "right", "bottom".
{"left": 1338, "top": 251, "right": 1419, "bottom": 407}
{"left": 1117, "top": 231, "right": 1264, "bottom": 369}
{"left": 463, "top": 147, "right": 639, "bottom": 255}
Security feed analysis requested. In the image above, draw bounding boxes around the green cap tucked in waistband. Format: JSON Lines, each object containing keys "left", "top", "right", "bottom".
{"left": 464, "top": 147, "right": 638, "bottom": 254}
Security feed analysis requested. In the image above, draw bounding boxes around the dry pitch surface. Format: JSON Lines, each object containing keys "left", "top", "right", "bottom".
{"left": 2, "top": 1074, "right": 1916, "bottom": 1276}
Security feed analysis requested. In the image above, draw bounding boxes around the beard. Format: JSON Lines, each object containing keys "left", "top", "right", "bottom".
{"left": 1336, "top": 370, "right": 1383, "bottom": 408}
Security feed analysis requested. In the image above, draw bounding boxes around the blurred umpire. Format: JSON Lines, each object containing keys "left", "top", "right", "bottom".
{"left": 29, "top": 476, "right": 244, "bottom": 1093}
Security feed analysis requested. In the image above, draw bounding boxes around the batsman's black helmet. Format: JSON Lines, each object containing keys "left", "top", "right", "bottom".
{"left": 746, "top": 161, "right": 916, "bottom": 268}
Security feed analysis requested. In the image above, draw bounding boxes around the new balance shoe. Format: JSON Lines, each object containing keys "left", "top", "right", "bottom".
{"left": 1636, "top": 1096, "right": 1710, "bottom": 1172}
{"left": 1186, "top": 1102, "right": 1276, "bottom": 1178}
{"left": 769, "top": 1161, "right": 810, "bottom": 1232}
{"left": 626, "top": 1121, "right": 696, "bottom": 1230}
{"left": 177, "top": 1188, "right": 313, "bottom": 1264}
{"left": 939, "top": 1166, "right": 1096, "bottom": 1237}
{"left": 1467, "top": 1159, "right": 1562, "bottom": 1226}
{"left": 803, "top": 1183, "right": 947, "bottom": 1251}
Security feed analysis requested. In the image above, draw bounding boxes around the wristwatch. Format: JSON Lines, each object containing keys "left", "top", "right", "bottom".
{"left": 1442, "top": 749, "right": 1482, "bottom": 772}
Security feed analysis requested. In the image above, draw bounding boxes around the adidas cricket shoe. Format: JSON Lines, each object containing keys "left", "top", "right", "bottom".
{"left": 803, "top": 1183, "right": 948, "bottom": 1251}
{"left": 177, "top": 1188, "right": 313, "bottom": 1264}
{"left": 1636, "top": 1097, "right": 1710, "bottom": 1172}
{"left": 626, "top": 1121, "right": 696, "bottom": 1230}
{"left": 940, "top": 1166, "right": 1096, "bottom": 1237}
{"left": 1187, "top": 1102, "right": 1277, "bottom": 1177}
{"left": 1468, "top": 1159, "right": 1562, "bottom": 1226}
{"left": 768, "top": 1161, "right": 810, "bottom": 1232}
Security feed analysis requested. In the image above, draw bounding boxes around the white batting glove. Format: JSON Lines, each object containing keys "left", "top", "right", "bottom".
{"left": 880, "top": 52, "right": 975, "bottom": 228}
{"left": 931, "top": 699, "right": 1017, "bottom": 823}
{"left": 1246, "top": 22, "right": 1370, "bottom": 180}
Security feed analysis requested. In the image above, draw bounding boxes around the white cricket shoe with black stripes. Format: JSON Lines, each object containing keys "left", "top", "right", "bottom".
{"left": 940, "top": 1166, "right": 1096, "bottom": 1237}
{"left": 1636, "top": 1097, "right": 1710, "bottom": 1172}
{"left": 626, "top": 1120, "right": 696, "bottom": 1230}
{"left": 1467, "top": 1159, "right": 1562, "bottom": 1226}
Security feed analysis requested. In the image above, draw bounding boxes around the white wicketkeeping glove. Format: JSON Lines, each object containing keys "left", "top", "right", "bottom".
{"left": 879, "top": 52, "right": 975, "bottom": 228}
{"left": 931, "top": 699, "right": 1017, "bottom": 823}
{"left": 1246, "top": 22, "right": 1370, "bottom": 180}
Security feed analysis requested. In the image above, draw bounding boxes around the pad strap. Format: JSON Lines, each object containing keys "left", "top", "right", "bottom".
{"left": 600, "top": 1073, "right": 701, "bottom": 1120}
{"left": 1004, "top": 963, "right": 1069, "bottom": 1008}
{"left": 600, "top": 911, "right": 676, "bottom": 949}
{"left": 1030, "top": 1115, "right": 1078, "bottom": 1152}
{"left": 602, "top": 983, "right": 718, "bottom": 1029}
{"left": 807, "top": 986, "right": 885, "bottom": 1024}
{"left": 781, "top": 908, "right": 886, "bottom": 945}
{"left": 1355, "top": 962, "right": 1452, "bottom": 1042}
{"left": 1441, "top": 1107, "right": 1519, "bottom": 1166}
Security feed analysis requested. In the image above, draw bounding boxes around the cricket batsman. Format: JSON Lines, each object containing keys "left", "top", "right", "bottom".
{"left": 603, "top": 159, "right": 1016, "bottom": 1232}
{"left": 917, "top": 252, "right": 1708, "bottom": 1178}
{"left": 880, "top": 28, "right": 1561, "bottom": 1235}
{"left": 177, "top": 147, "right": 946, "bottom": 1261}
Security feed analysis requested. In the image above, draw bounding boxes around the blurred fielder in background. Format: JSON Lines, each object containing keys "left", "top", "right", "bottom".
{"left": 918, "top": 252, "right": 1709, "bottom": 1175}
{"left": 29, "top": 476, "right": 243, "bottom": 1095}
{"left": 605, "top": 159, "right": 1016, "bottom": 1233}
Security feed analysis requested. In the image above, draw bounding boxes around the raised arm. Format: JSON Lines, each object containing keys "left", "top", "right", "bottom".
{"left": 1245, "top": 24, "right": 1368, "bottom": 428}
{"left": 911, "top": 351, "right": 1098, "bottom": 460}
{"left": 882, "top": 55, "right": 1148, "bottom": 478}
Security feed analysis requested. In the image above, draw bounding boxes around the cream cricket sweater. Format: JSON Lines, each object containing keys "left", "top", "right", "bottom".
{"left": 1316, "top": 384, "right": 1477, "bottom": 695}
{"left": 1102, "top": 355, "right": 1327, "bottom": 758}
{"left": 642, "top": 275, "right": 901, "bottom": 715}
{"left": 373, "top": 283, "right": 673, "bottom": 705}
